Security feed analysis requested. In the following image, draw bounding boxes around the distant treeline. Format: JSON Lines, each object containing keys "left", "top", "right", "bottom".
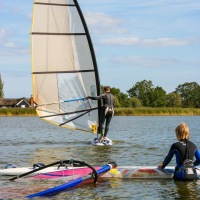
{"left": 108, "top": 80, "right": 200, "bottom": 108}
{"left": 0, "top": 80, "right": 200, "bottom": 117}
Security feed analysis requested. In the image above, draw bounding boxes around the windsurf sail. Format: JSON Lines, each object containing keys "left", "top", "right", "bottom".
{"left": 31, "top": 0, "right": 100, "bottom": 133}
{"left": 10, "top": 160, "right": 98, "bottom": 181}
{"left": 26, "top": 162, "right": 116, "bottom": 198}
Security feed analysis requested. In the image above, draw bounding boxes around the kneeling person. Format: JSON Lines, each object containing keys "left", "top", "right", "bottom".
{"left": 158, "top": 122, "right": 200, "bottom": 181}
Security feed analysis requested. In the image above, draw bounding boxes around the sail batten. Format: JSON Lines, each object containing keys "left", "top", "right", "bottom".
{"left": 59, "top": 110, "right": 92, "bottom": 127}
{"left": 39, "top": 107, "right": 98, "bottom": 119}
{"left": 32, "top": 70, "right": 95, "bottom": 74}
{"left": 32, "top": 33, "right": 85, "bottom": 35}
{"left": 31, "top": 0, "right": 100, "bottom": 133}
{"left": 35, "top": 3, "right": 75, "bottom": 7}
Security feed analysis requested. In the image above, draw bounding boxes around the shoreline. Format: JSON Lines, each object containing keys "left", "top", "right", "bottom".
{"left": 0, "top": 108, "right": 200, "bottom": 116}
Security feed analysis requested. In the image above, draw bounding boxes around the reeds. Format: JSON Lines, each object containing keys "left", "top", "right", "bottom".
{"left": 0, "top": 108, "right": 37, "bottom": 116}
{"left": 0, "top": 107, "right": 200, "bottom": 116}
{"left": 114, "top": 107, "right": 200, "bottom": 116}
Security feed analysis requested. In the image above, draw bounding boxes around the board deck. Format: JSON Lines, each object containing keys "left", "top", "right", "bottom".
{"left": 91, "top": 137, "right": 113, "bottom": 146}
{"left": 0, "top": 166, "right": 88, "bottom": 176}
{"left": 1, "top": 165, "right": 200, "bottom": 179}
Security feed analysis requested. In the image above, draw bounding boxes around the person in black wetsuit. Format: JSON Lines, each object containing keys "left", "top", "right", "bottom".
{"left": 87, "top": 86, "right": 115, "bottom": 140}
{"left": 158, "top": 122, "right": 200, "bottom": 180}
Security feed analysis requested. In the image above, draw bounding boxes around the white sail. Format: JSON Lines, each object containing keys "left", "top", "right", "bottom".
{"left": 31, "top": 0, "right": 100, "bottom": 133}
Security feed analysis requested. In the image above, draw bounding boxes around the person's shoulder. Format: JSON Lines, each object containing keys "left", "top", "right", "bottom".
{"left": 187, "top": 140, "right": 197, "bottom": 148}
{"left": 110, "top": 93, "right": 115, "bottom": 97}
{"left": 171, "top": 142, "right": 180, "bottom": 148}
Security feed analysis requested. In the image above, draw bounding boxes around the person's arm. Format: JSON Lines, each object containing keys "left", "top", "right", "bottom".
{"left": 87, "top": 96, "right": 101, "bottom": 100}
{"left": 194, "top": 148, "right": 200, "bottom": 166}
{"left": 160, "top": 150, "right": 175, "bottom": 169}
{"left": 159, "top": 144, "right": 176, "bottom": 169}
{"left": 87, "top": 94, "right": 104, "bottom": 100}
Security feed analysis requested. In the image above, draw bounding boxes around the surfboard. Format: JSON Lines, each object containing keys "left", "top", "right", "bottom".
{"left": 3, "top": 164, "right": 199, "bottom": 179}
{"left": 91, "top": 137, "right": 113, "bottom": 146}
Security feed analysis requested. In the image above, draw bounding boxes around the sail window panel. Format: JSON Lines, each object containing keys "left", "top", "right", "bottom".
{"left": 74, "top": 36, "right": 94, "bottom": 71}
{"left": 76, "top": 72, "right": 98, "bottom": 98}
{"left": 32, "top": 35, "right": 94, "bottom": 72}
{"left": 34, "top": 72, "right": 98, "bottom": 131}
{"left": 58, "top": 73, "right": 98, "bottom": 110}
{"left": 35, "top": 0, "right": 75, "bottom": 5}
{"left": 46, "top": 108, "right": 98, "bottom": 132}
{"left": 58, "top": 73, "right": 90, "bottom": 113}
{"left": 67, "top": 6, "right": 85, "bottom": 34}
{"left": 33, "top": 4, "right": 84, "bottom": 34}
{"left": 47, "top": 115, "right": 76, "bottom": 129}
{"left": 62, "top": 109, "right": 98, "bottom": 131}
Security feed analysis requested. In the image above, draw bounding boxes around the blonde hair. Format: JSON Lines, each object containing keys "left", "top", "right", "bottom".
{"left": 175, "top": 122, "right": 190, "bottom": 140}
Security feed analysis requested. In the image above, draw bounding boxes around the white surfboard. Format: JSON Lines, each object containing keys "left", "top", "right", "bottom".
{"left": 91, "top": 137, "right": 113, "bottom": 146}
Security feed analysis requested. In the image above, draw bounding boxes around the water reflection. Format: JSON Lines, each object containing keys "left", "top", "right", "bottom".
{"left": 174, "top": 180, "right": 199, "bottom": 200}
{"left": 1, "top": 116, "right": 200, "bottom": 199}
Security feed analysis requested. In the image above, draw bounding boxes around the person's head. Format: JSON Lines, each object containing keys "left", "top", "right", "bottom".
{"left": 175, "top": 122, "right": 190, "bottom": 141}
{"left": 104, "top": 86, "right": 110, "bottom": 92}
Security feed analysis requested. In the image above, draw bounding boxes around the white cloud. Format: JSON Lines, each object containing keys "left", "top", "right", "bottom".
{"left": 100, "top": 37, "right": 197, "bottom": 47}
{"left": 85, "top": 12, "right": 128, "bottom": 34}
{"left": 0, "top": 41, "right": 29, "bottom": 56}
{"left": 0, "top": 29, "right": 6, "bottom": 38}
{"left": 111, "top": 56, "right": 173, "bottom": 68}
{"left": 0, "top": 3, "right": 4, "bottom": 10}
{"left": 110, "top": 56, "right": 200, "bottom": 68}
{"left": 100, "top": 37, "right": 140, "bottom": 45}
{"left": 142, "top": 38, "right": 197, "bottom": 47}
{"left": 11, "top": 7, "right": 23, "bottom": 14}
{"left": 4, "top": 42, "right": 17, "bottom": 48}
{"left": 86, "top": 12, "right": 120, "bottom": 26}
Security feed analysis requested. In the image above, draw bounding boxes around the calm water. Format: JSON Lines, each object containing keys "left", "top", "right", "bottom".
{"left": 0, "top": 116, "right": 200, "bottom": 200}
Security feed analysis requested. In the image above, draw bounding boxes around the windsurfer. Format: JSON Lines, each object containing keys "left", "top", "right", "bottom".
{"left": 87, "top": 86, "right": 115, "bottom": 141}
{"left": 158, "top": 122, "right": 200, "bottom": 181}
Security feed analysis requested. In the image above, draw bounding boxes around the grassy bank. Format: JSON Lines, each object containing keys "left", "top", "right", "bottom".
{"left": 115, "top": 107, "right": 200, "bottom": 116}
{"left": 0, "top": 108, "right": 37, "bottom": 116}
{"left": 0, "top": 107, "right": 200, "bottom": 116}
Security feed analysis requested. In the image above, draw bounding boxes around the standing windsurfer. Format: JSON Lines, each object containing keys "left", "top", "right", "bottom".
{"left": 87, "top": 86, "right": 115, "bottom": 142}
{"left": 158, "top": 122, "right": 200, "bottom": 181}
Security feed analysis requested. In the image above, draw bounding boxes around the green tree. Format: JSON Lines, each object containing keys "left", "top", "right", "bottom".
{"left": 150, "top": 86, "right": 167, "bottom": 107}
{"left": 194, "top": 86, "right": 200, "bottom": 108}
{"left": 175, "top": 82, "right": 200, "bottom": 108}
{"left": 0, "top": 74, "right": 4, "bottom": 98}
{"left": 166, "top": 92, "right": 182, "bottom": 107}
{"left": 127, "top": 97, "right": 142, "bottom": 107}
{"left": 110, "top": 87, "right": 129, "bottom": 107}
{"left": 127, "top": 80, "right": 154, "bottom": 106}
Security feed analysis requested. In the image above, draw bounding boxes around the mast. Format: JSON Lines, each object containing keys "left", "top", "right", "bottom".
{"left": 73, "top": 0, "right": 101, "bottom": 128}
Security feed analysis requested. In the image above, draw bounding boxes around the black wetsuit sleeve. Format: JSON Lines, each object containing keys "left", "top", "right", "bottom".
{"left": 194, "top": 148, "right": 200, "bottom": 166}
{"left": 88, "top": 94, "right": 104, "bottom": 100}
{"left": 161, "top": 144, "right": 177, "bottom": 169}
{"left": 162, "top": 149, "right": 176, "bottom": 169}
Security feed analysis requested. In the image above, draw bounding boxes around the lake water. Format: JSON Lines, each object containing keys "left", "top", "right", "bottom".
{"left": 0, "top": 116, "right": 200, "bottom": 199}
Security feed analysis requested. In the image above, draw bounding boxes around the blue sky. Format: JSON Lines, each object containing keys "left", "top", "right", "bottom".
{"left": 0, "top": 0, "right": 199, "bottom": 98}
